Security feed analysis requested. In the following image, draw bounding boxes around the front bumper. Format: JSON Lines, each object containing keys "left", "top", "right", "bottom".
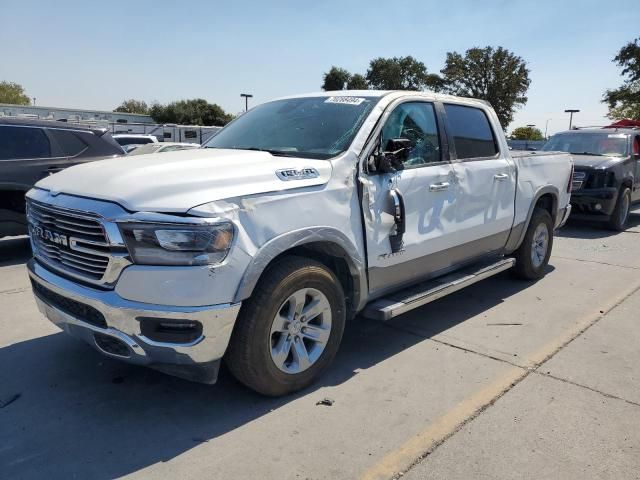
{"left": 570, "top": 187, "right": 618, "bottom": 218}
{"left": 28, "top": 259, "right": 241, "bottom": 384}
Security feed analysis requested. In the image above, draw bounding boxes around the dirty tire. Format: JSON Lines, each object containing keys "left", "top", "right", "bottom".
{"left": 512, "top": 208, "right": 554, "bottom": 280}
{"left": 607, "top": 186, "right": 631, "bottom": 231}
{"left": 225, "top": 256, "right": 346, "bottom": 396}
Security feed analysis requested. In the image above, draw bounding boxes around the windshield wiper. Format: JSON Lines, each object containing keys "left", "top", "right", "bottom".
{"left": 202, "top": 146, "right": 300, "bottom": 157}
{"left": 237, "top": 147, "right": 298, "bottom": 157}
{"left": 569, "top": 151, "right": 604, "bottom": 156}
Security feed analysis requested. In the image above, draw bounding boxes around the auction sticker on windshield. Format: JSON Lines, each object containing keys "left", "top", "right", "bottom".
{"left": 325, "top": 96, "right": 365, "bottom": 105}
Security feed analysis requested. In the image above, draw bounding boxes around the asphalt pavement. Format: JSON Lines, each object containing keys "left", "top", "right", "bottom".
{"left": 1, "top": 212, "right": 639, "bottom": 479}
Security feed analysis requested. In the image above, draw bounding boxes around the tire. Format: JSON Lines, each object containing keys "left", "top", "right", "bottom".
{"left": 512, "top": 208, "right": 554, "bottom": 280}
{"left": 225, "top": 256, "right": 346, "bottom": 396}
{"left": 607, "top": 186, "right": 631, "bottom": 231}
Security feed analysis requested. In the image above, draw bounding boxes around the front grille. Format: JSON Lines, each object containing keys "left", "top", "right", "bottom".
{"left": 572, "top": 170, "right": 587, "bottom": 190}
{"left": 31, "top": 279, "right": 107, "bottom": 328}
{"left": 27, "top": 200, "right": 111, "bottom": 282}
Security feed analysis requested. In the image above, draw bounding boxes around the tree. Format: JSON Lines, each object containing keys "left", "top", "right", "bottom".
{"left": 0, "top": 81, "right": 31, "bottom": 105}
{"left": 511, "top": 126, "right": 543, "bottom": 140}
{"left": 440, "top": 46, "right": 531, "bottom": 129}
{"left": 114, "top": 99, "right": 149, "bottom": 114}
{"left": 322, "top": 67, "right": 351, "bottom": 91}
{"left": 603, "top": 38, "right": 640, "bottom": 120}
{"left": 346, "top": 73, "right": 368, "bottom": 90}
{"left": 365, "top": 56, "right": 442, "bottom": 91}
{"left": 149, "top": 99, "right": 233, "bottom": 126}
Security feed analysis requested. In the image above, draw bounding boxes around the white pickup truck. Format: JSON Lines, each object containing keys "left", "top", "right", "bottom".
{"left": 26, "top": 91, "right": 573, "bottom": 396}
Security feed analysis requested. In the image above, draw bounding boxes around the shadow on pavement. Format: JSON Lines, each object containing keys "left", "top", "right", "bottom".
{"left": 0, "top": 236, "right": 31, "bottom": 267}
{"left": 556, "top": 212, "right": 640, "bottom": 240}
{"left": 0, "top": 267, "right": 540, "bottom": 479}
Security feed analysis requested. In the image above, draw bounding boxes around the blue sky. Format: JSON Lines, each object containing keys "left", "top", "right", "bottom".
{"left": 1, "top": 0, "right": 637, "bottom": 134}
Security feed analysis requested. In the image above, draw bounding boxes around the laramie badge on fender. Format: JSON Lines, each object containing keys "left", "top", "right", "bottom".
{"left": 276, "top": 168, "right": 320, "bottom": 181}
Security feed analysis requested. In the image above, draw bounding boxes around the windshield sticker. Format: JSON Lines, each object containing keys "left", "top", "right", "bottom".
{"left": 608, "top": 134, "right": 626, "bottom": 138}
{"left": 325, "top": 96, "right": 365, "bottom": 106}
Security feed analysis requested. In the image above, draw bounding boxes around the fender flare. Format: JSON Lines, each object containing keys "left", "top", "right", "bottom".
{"left": 506, "top": 185, "right": 559, "bottom": 252}
{"left": 233, "top": 226, "right": 368, "bottom": 311}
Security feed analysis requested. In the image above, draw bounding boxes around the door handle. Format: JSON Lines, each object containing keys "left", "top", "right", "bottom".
{"left": 429, "top": 182, "right": 450, "bottom": 192}
{"left": 389, "top": 188, "right": 405, "bottom": 253}
{"left": 494, "top": 173, "right": 509, "bottom": 181}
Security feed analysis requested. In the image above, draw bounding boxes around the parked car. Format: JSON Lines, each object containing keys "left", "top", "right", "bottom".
{"left": 127, "top": 142, "right": 200, "bottom": 156}
{"left": 112, "top": 134, "right": 158, "bottom": 150}
{"left": 0, "top": 118, "right": 123, "bottom": 238}
{"left": 542, "top": 127, "right": 640, "bottom": 230}
{"left": 26, "top": 91, "right": 573, "bottom": 395}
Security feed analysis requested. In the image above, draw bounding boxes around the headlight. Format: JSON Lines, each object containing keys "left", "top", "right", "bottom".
{"left": 119, "top": 222, "right": 234, "bottom": 266}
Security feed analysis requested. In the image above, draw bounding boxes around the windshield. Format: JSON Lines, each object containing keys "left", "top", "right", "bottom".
{"left": 127, "top": 144, "right": 163, "bottom": 155}
{"left": 203, "top": 96, "right": 379, "bottom": 159}
{"left": 542, "top": 132, "right": 629, "bottom": 157}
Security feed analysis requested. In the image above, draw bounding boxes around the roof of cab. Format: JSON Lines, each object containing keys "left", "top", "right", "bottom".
{"left": 554, "top": 128, "right": 637, "bottom": 136}
{"left": 273, "top": 90, "right": 492, "bottom": 107}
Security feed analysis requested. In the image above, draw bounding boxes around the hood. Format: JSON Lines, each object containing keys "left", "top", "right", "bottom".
{"left": 571, "top": 154, "right": 626, "bottom": 169}
{"left": 35, "top": 148, "right": 332, "bottom": 213}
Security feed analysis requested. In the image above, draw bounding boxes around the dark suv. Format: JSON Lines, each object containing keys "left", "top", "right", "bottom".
{"left": 0, "top": 118, "right": 123, "bottom": 238}
{"left": 542, "top": 128, "right": 640, "bottom": 230}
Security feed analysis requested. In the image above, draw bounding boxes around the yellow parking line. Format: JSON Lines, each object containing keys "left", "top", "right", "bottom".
{"left": 360, "top": 281, "right": 640, "bottom": 480}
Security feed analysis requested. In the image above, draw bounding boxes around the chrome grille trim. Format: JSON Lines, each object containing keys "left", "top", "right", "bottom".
{"left": 26, "top": 198, "right": 130, "bottom": 287}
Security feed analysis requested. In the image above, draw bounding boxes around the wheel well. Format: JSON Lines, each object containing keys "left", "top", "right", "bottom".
{"left": 621, "top": 178, "right": 633, "bottom": 189}
{"left": 535, "top": 193, "right": 557, "bottom": 223}
{"left": 259, "top": 243, "right": 359, "bottom": 319}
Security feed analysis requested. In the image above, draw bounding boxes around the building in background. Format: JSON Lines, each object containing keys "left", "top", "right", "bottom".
{"left": 0, "top": 102, "right": 153, "bottom": 124}
{"left": 0, "top": 103, "right": 221, "bottom": 144}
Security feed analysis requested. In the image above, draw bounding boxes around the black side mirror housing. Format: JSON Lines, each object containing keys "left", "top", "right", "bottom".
{"left": 372, "top": 138, "right": 411, "bottom": 174}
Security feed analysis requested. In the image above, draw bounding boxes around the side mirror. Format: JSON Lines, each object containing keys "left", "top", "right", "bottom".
{"left": 372, "top": 138, "right": 411, "bottom": 174}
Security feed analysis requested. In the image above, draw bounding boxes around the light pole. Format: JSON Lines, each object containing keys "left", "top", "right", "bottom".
{"left": 32, "top": 97, "right": 36, "bottom": 106}
{"left": 564, "top": 109, "right": 580, "bottom": 129}
{"left": 240, "top": 93, "right": 253, "bottom": 112}
{"left": 544, "top": 119, "right": 551, "bottom": 139}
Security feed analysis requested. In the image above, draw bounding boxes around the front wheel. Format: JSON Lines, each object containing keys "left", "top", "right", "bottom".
{"left": 225, "top": 256, "right": 346, "bottom": 396}
{"left": 512, "top": 208, "right": 554, "bottom": 280}
{"left": 607, "top": 186, "right": 631, "bottom": 231}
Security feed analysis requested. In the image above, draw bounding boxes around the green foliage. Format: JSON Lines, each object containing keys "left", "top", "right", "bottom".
{"left": 0, "top": 81, "right": 31, "bottom": 105}
{"left": 365, "top": 56, "right": 441, "bottom": 91}
{"left": 603, "top": 38, "right": 640, "bottom": 120}
{"left": 510, "top": 126, "right": 543, "bottom": 140}
{"left": 114, "top": 99, "right": 149, "bottom": 114}
{"left": 322, "top": 67, "right": 351, "bottom": 91}
{"left": 149, "top": 99, "right": 233, "bottom": 126}
{"left": 440, "top": 46, "right": 531, "bottom": 129}
{"left": 346, "top": 73, "right": 368, "bottom": 90}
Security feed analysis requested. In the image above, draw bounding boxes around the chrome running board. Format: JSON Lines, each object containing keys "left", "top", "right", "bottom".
{"left": 362, "top": 258, "right": 515, "bottom": 321}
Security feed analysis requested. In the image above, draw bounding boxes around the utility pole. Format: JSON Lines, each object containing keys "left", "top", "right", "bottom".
{"left": 544, "top": 119, "right": 551, "bottom": 139}
{"left": 240, "top": 93, "right": 253, "bottom": 112}
{"left": 564, "top": 109, "right": 580, "bottom": 129}
{"left": 526, "top": 124, "right": 536, "bottom": 150}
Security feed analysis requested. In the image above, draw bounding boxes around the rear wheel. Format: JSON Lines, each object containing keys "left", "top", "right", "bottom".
{"left": 225, "top": 256, "right": 346, "bottom": 396}
{"left": 607, "top": 186, "right": 631, "bottom": 231}
{"left": 512, "top": 208, "right": 554, "bottom": 280}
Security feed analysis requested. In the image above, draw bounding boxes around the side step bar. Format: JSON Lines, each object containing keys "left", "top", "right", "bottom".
{"left": 362, "top": 258, "right": 516, "bottom": 321}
